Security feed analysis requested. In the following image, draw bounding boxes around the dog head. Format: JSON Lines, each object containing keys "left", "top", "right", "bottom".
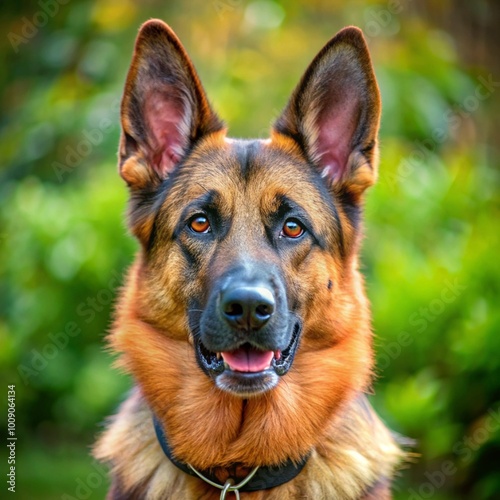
{"left": 111, "top": 19, "right": 381, "bottom": 466}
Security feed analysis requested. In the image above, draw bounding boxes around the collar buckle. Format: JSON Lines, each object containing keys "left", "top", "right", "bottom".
{"left": 187, "top": 463, "right": 260, "bottom": 499}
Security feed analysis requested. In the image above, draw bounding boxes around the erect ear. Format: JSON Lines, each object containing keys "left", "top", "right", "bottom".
{"left": 274, "top": 27, "right": 381, "bottom": 202}
{"left": 119, "top": 20, "right": 224, "bottom": 190}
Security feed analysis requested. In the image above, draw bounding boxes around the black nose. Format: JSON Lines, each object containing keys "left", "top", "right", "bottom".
{"left": 220, "top": 285, "right": 275, "bottom": 330}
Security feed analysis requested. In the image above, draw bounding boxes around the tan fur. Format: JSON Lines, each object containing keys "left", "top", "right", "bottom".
{"left": 95, "top": 389, "right": 403, "bottom": 499}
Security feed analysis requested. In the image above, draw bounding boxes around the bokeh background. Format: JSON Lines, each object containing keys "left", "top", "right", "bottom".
{"left": 1, "top": 1, "right": 499, "bottom": 498}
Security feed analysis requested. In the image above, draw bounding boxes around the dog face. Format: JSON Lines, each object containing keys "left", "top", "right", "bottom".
{"left": 111, "top": 20, "right": 381, "bottom": 467}
{"left": 138, "top": 137, "right": 345, "bottom": 397}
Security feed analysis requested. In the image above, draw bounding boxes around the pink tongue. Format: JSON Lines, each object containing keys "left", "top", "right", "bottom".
{"left": 221, "top": 348, "right": 274, "bottom": 373}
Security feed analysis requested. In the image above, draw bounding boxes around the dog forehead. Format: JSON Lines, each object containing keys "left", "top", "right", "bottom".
{"left": 177, "top": 134, "right": 320, "bottom": 203}
{"left": 160, "top": 132, "right": 340, "bottom": 248}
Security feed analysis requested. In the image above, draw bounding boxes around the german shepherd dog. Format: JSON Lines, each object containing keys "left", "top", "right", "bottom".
{"left": 94, "top": 19, "right": 404, "bottom": 499}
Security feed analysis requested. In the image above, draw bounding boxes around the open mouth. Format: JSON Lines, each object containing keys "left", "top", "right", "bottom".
{"left": 195, "top": 323, "right": 301, "bottom": 396}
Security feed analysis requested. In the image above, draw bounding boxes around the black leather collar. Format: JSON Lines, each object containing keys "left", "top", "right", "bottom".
{"left": 153, "top": 415, "right": 309, "bottom": 492}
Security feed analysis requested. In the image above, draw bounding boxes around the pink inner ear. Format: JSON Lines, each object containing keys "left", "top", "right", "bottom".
{"left": 144, "top": 91, "right": 190, "bottom": 176}
{"left": 314, "top": 93, "right": 360, "bottom": 183}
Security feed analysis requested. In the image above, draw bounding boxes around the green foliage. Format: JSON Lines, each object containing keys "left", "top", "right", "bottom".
{"left": 1, "top": 1, "right": 498, "bottom": 498}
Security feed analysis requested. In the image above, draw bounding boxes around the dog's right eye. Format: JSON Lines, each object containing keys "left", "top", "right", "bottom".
{"left": 189, "top": 215, "right": 211, "bottom": 234}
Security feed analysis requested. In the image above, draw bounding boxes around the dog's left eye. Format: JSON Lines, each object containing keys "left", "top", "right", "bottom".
{"left": 281, "top": 219, "right": 305, "bottom": 239}
{"left": 189, "top": 215, "right": 211, "bottom": 233}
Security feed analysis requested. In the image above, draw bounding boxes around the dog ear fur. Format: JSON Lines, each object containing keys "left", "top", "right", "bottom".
{"left": 119, "top": 19, "right": 224, "bottom": 190}
{"left": 274, "top": 27, "right": 381, "bottom": 202}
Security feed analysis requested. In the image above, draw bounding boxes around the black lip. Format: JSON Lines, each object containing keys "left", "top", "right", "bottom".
{"left": 195, "top": 340, "right": 225, "bottom": 374}
{"left": 272, "top": 322, "right": 301, "bottom": 375}
{"left": 194, "top": 322, "right": 302, "bottom": 382}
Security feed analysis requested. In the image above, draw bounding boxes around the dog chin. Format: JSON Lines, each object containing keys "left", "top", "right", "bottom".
{"left": 215, "top": 368, "right": 280, "bottom": 397}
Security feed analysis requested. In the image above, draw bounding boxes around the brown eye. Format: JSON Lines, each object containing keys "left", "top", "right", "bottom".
{"left": 282, "top": 219, "right": 304, "bottom": 238}
{"left": 190, "top": 215, "right": 211, "bottom": 233}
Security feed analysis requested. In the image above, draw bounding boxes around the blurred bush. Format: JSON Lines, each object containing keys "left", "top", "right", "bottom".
{"left": 0, "top": 0, "right": 498, "bottom": 498}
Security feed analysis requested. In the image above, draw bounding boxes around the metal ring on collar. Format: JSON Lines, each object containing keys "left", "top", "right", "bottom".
{"left": 187, "top": 463, "right": 260, "bottom": 499}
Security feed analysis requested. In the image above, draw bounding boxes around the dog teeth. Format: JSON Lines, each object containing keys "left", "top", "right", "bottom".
{"left": 216, "top": 352, "right": 221, "bottom": 360}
